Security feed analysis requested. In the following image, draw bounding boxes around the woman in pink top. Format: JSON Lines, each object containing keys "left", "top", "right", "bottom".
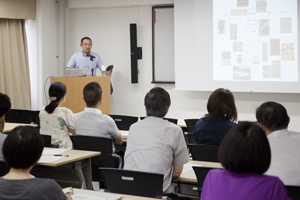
{"left": 201, "top": 122, "right": 290, "bottom": 200}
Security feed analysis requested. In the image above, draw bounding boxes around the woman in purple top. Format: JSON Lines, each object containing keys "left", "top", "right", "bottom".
{"left": 193, "top": 88, "right": 237, "bottom": 146}
{"left": 201, "top": 122, "right": 290, "bottom": 200}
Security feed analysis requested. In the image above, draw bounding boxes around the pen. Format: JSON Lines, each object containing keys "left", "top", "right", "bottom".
{"left": 53, "top": 155, "right": 69, "bottom": 157}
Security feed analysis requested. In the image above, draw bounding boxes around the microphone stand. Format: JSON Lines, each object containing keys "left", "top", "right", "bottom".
{"left": 88, "top": 53, "right": 95, "bottom": 76}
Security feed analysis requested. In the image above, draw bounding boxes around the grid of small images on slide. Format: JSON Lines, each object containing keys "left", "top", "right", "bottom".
{"left": 213, "top": 0, "right": 298, "bottom": 81}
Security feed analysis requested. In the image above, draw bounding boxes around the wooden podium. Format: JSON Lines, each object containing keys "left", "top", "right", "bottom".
{"left": 51, "top": 76, "right": 110, "bottom": 114}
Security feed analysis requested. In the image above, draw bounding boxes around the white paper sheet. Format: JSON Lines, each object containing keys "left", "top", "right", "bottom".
{"left": 37, "top": 155, "right": 64, "bottom": 163}
{"left": 182, "top": 163, "right": 202, "bottom": 173}
{"left": 120, "top": 131, "right": 128, "bottom": 139}
{"left": 42, "top": 148, "right": 68, "bottom": 155}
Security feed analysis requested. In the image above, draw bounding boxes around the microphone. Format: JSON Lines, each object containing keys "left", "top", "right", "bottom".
{"left": 87, "top": 53, "right": 95, "bottom": 61}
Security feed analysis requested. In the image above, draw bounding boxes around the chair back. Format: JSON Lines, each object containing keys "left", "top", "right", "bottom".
{"left": 188, "top": 144, "right": 219, "bottom": 162}
{"left": 31, "top": 110, "right": 40, "bottom": 128}
{"left": 184, "top": 119, "right": 199, "bottom": 144}
{"left": 41, "top": 134, "right": 52, "bottom": 147}
{"left": 109, "top": 115, "right": 138, "bottom": 130}
{"left": 192, "top": 166, "right": 214, "bottom": 191}
{"left": 184, "top": 119, "right": 198, "bottom": 133}
{"left": 285, "top": 185, "right": 300, "bottom": 200}
{"left": 70, "top": 135, "right": 115, "bottom": 182}
{"left": 100, "top": 168, "right": 164, "bottom": 198}
{"left": 5, "top": 109, "right": 39, "bottom": 124}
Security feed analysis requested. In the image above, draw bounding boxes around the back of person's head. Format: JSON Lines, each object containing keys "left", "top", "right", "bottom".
{"left": 256, "top": 101, "right": 289, "bottom": 132}
{"left": 206, "top": 88, "right": 237, "bottom": 122}
{"left": 144, "top": 87, "right": 171, "bottom": 118}
{"left": 0, "top": 93, "right": 11, "bottom": 117}
{"left": 81, "top": 37, "right": 92, "bottom": 44}
{"left": 45, "top": 82, "right": 67, "bottom": 114}
{"left": 3, "top": 126, "right": 44, "bottom": 169}
{"left": 219, "top": 122, "right": 271, "bottom": 174}
{"left": 83, "top": 82, "right": 102, "bottom": 107}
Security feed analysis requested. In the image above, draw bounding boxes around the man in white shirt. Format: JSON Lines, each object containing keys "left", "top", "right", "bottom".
{"left": 75, "top": 82, "right": 123, "bottom": 152}
{"left": 0, "top": 93, "right": 11, "bottom": 161}
{"left": 256, "top": 101, "right": 300, "bottom": 186}
{"left": 124, "top": 87, "right": 189, "bottom": 194}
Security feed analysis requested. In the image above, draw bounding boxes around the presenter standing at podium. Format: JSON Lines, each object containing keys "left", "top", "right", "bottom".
{"left": 66, "top": 37, "right": 112, "bottom": 77}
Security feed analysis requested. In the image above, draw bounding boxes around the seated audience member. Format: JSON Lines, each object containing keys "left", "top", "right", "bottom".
{"left": 0, "top": 93, "right": 11, "bottom": 161}
{"left": 0, "top": 126, "right": 70, "bottom": 200}
{"left": 256, "top": 101, "right": 300, "bottom": 186}
{"left": 124, "top": 87, "right": 189, "bottom": 194}
{"left": 193, "top": 88, "right": 237, "bottom": 146}
{"left": 201, "top": 122, "right": 290, "bottom": 200}
{"left": 75, "top": 82, "right": 123, "bottom": 156}
{"left": 40, "top": 82, "right": 75, "bottom": 149}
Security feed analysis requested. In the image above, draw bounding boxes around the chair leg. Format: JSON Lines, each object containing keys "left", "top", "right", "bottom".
{"left": 74, "top": 162, "right": 87, "bottom": 189}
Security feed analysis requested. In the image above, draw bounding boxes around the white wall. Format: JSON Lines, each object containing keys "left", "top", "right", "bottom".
{"left": 32, "top": 0, "right": 300, "bottom": 131}
{"left": 25, "top": 19, "right": 38, "bottom": 109}
{"left": 28, "top": 0, "right": 63, "bottom": 109}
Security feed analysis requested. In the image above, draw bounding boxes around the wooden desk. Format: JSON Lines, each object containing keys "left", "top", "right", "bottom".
{"left": 38, "top": 148, "right": 100, "bottom": 167}
{"left": 62, "top": 188, "right": 160, "bottom": 200}
{"left": 33, "top": 148, "right": 100, "bottom": 190}
{"left": 3, "top": 123, "right": 38, "bottom": 133}
{"left": 178, "top": 160, "right": 223, "bottom": 183}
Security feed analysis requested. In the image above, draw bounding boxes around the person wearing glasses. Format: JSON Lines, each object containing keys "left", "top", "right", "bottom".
{"left": 66, "top": 37, "right": 113, "bottom": 94}
{"left": 66, "top": 37, "right": 112, "bottom": 77}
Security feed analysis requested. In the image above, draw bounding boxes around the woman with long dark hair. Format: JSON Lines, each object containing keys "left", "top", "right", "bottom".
{"left": 40, "top": 82, "right": 75, "bottom": 149}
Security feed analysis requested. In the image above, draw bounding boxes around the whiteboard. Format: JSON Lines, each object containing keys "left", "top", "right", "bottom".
{"left": 152, "top": 6, "right": 175, "bottom": 83}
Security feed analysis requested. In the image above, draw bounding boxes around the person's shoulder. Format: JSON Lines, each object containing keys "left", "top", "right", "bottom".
{"left": 205, "top": 169, "right": 224, "bottom": 180}
{"left": 227, "top": 120, "right": 236, "bottom": 126}
{"left": 103, "top": 114, "right": 116, "bottom": 122}
{"left": 287, "top": 130, "right": 300, "bottom": 137}
{"left": 259, "top": 174, "right": 286, "bottom": 186}
{"left": 90, "top": 51, "right": 101, "bottom": 57}
{"left": 0, "top": 132, "right": 7, "bottom": 140}
{"left": 166, "top": 120, "right": 182, "bottom": 131}
{"left": 39, "top": 106, "right": 47, "bottom": 114}
{"left": 34, "top": 178, "right": 62, "bottom": 190}
{"left": 73, "top": 51, "right": 82, "bottom": 56}
{"left": 33, "top": 178, "right": 66, "bottom": 198}
{"left": 60, "top": 107, "right": 74, "bottom": 114}
{"left": 75, "top": 111, "right": 84, "bottom": 118}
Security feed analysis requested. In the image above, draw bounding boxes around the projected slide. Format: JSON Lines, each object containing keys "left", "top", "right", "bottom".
{"left": 213, "top": 0, "right": 298, "bottom": 82}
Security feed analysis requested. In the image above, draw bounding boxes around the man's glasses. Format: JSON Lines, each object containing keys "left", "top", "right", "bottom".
{"left": 82, "top": 43, "right": 93, "bottom": 47}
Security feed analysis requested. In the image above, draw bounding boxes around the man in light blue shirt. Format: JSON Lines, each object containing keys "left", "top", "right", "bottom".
{"left": 67, "top": 37, "right": 112, "bottom": 77}
{"left": 0, "top": 93, "right": 11, "bottom": 161}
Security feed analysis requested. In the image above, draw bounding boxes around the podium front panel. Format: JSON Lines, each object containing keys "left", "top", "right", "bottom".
{"left": 51, "top": 76, "right": 110, "bottom": 114}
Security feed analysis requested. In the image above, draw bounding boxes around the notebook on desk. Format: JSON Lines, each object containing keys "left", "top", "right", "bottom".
{"left": 65, "top": 69, "right": 87, "bottom": 77}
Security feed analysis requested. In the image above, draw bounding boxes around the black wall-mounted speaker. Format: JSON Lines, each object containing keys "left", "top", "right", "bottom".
{"left": 130, "top": 23, "right": 138, "bottom": 84}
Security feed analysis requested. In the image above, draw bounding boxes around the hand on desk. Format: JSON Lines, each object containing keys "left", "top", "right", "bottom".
{"left": 66, "top": 194, "right": 72, "bottom": 200}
